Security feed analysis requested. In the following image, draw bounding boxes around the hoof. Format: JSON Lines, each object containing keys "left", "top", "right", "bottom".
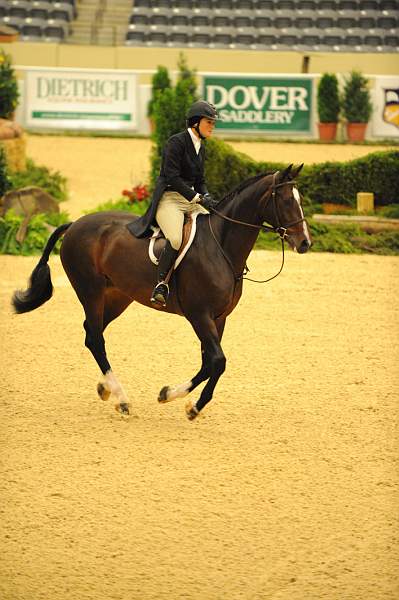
{"left": 115, "top": 402, "right": 130, "bottom": 415}
{"left": 158, "top": 386, "right": 170, "bottom": 403}
{"left": 97, "top": 382, "right": 111, "bottom": 401}
{"left": 185, "top": 401, "right": 199, "bottom": 421}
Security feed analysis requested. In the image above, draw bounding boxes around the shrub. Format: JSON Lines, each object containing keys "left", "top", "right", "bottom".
{"left": 0, "top": 49, "right": 19, "bottom": 119}
{"left": 0, "top": 146, "right": 11, "bottom": 197}
{"left": 8, "top": 158, "right": 68, "bottom": 202}
{"left": 317, "top": 73, "right": 340, "bottom": 123}
{"left": 342, "top": 70, "right": 372, "bottom": 123}
{"left": 147, "top": 66, "right": 171, "bottom": 119}
{"left": 204, "top": 141, "right": 399, "bottom": 208}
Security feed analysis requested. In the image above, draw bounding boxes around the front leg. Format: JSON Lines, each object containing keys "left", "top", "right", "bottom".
{"left": 158, "top": 344, "right": 210, "bottom": 403}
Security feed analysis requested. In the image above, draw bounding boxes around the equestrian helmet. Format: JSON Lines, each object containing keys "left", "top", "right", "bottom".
{"left": 186, "top": 100, "right": 218, "bottom": 124}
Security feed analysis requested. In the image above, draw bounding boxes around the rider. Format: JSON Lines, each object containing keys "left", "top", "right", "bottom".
{"left": 128, "top": 99, "right": 219, "bottom": 306}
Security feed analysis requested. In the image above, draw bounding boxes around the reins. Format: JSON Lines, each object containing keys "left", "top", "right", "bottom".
{"left": 208, "top": 172, "right": 305, "bottom": 284}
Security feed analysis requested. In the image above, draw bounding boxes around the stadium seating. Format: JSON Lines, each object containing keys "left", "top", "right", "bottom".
{"left": 125, "top": 0, "right": 399, "bottom": 52}
{"left": 0, "top": 0, "right": 76, "bottom": 41}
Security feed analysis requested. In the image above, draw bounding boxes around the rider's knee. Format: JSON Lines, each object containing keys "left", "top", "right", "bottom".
{"left": 168, "top": 235, "right": 182, "bottom": 251}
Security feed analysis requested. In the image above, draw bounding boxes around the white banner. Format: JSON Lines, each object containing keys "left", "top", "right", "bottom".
{"left": 25, "top": 67, "right": 138, "bottom": 131}
{"left": 372, "top": 76, "right": 399, "bottom": 138}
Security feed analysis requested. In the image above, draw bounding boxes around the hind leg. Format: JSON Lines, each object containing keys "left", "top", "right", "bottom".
{"left": 93, "top": 288, "right": 133, "bottom": 413}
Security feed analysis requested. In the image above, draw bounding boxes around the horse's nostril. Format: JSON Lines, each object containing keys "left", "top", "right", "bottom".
{"left": 298, "top": 239, "right": 310, "bottom": 254}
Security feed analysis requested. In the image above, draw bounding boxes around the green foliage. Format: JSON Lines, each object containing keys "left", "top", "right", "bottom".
{"left": 204, "top": 141, "right": 399, "bottom": 207}
{"left": 150, "top": 55, "right": 198, "bottom": 188}
{"left": 147, "top": 66, "right": 171, "bottom": 118}
{"left": 0, "top": 146, "right": 11, "bottom": 197}
{"left": 317, "top": 73, "right": 340, "bottom": 123}
{"left": 254, "top": 220, "right": 399, "bottom": 255}
{"left": 0, "top": 49, "right": 19, "bottom": 119}
{"left": 0, "top": 210, "right": 70, "bottom": 255}
{"left": 8, "top": 158, "right": 68, "bottom": 202}
{"left": 378, "top": 204, "right": 399, "bottom": 218}
{"left": 342, "top": 70, "right": 372, "bottom": 123}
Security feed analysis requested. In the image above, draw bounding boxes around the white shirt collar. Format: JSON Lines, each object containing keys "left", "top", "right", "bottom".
{"left": 187, "top": 127, "right": 201, "bottom": 155}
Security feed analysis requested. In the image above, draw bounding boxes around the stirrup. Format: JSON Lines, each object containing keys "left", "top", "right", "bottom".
{"left": 150, "top": 282, "right": 169, "bottom": 306}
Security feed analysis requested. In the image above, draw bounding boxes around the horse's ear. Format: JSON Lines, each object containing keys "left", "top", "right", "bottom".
{"left": 292, "top": 163, "right": 304, "bottom": 178}
{"left": 279, "top": 164, "right": 293, "bottom": 181}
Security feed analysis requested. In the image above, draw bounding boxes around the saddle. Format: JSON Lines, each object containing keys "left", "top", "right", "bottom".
{"left": 148, "top": 210, "right": 203, "bottom": 269}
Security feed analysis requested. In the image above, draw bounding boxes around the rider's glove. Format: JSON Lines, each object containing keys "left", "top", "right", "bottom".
{"left": 200, "top": 193, "right": 219, "bottom": 211}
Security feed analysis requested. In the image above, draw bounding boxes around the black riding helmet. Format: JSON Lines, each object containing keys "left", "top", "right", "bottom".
{"left": 186, "top": 100, "right": 218, "bottom": 139}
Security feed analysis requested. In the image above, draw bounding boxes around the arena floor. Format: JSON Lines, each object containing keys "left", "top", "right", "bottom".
{"left": 0, "top": 136, "right": 398, "bottom": 599}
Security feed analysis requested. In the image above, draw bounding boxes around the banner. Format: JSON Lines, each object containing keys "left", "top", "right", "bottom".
{"left": 25, "top": 68, "right": 138, "bottom": 131}
{"left": 372, "top": 76, "right": 399, "bottom": 138}
{"left": 203, "top": 75, "right": 314, "bottom": 133}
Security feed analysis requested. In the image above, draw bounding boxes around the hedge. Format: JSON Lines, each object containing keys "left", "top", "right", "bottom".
{"left": 204, "top": 139, "right": 399, "bottom": 207}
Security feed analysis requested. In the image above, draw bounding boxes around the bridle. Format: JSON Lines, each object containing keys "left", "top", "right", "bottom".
{"left": 208, "top": 171, "right": 307, "bottom": 284}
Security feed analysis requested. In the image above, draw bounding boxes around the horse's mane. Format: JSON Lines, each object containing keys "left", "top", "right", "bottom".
{"left": 222, "top": 172, "right": 273, "bottom": 204}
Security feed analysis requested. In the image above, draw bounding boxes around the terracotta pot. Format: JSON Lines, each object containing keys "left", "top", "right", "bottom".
{"left": 317, "top": 122, "right": 337, "bottom": 141}
{"left": 346, "top": 122, "right": 368, "bottom": 142}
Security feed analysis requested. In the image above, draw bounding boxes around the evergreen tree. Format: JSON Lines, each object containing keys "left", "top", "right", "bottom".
{"left": 0, "top": 50, "right": 19, "bottom": 119}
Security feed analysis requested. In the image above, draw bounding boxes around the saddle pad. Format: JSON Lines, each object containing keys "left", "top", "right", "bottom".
{"left": 149, "top": 210, "right": 203, "bottom": 268}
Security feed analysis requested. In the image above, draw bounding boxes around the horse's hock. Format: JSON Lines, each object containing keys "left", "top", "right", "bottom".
{"left": 0, "top": 119, "right": 26, "bottom": 172}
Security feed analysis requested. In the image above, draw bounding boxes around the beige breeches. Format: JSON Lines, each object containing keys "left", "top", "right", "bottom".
{"left": 155, "top": 191, "right": 208, "bottom": 250}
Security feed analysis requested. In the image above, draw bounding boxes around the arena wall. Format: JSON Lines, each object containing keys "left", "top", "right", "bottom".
{"left": 5, "top": 41, "right": 399, "bottom": 79}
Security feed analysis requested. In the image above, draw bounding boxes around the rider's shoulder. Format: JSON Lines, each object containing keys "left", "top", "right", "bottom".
{"left": 167, "top": 130, "right": 188, "bottom": 146}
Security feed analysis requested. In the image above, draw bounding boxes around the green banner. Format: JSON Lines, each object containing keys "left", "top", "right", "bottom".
{"left": 203, "top": 76, "right": 313, "bottom": 132}
{"left": 32, "top": 111, "right": 132, "bottom": 121}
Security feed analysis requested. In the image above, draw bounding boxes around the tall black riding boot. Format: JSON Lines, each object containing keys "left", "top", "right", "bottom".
{"left": 151, "top": 241, "right": 179, "bottom": 306}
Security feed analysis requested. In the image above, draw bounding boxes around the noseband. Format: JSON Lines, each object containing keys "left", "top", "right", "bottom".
{"left": 208, "top": 171, "right": 308, "bottom": 284}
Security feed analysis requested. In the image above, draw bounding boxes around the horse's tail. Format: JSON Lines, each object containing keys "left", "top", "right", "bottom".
{"left": 12, "top": 222, "right": 73, "bottom": 314}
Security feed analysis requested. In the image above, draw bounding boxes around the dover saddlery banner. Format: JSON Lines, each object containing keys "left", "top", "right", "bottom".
{"left": 25, "top": 68, "right": 138, "bottom": 131}
{"left": 203, "top": 75, "right": 313, "bottom": 133}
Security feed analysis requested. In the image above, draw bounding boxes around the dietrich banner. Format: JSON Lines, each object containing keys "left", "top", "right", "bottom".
{"left": 25, "top": 68, "right": 138, "bottom": 131}
{"left": 203, "top": 75, "right": 314, "bottom": 133}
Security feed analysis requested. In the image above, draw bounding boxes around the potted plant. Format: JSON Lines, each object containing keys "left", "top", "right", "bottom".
{"left": 342, "top": 70, "right": 372, "bottom": 142}
{"left": 0, "top": 49, "right": 19, "bottom": 122}
{"left": 317, "top": 73, "right": 340, "bottom": 141}
{"left": 147, "top": 66, "right": 171, "bottom": 133}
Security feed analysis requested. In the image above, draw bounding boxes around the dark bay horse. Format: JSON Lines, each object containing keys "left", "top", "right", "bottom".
{"left": 12, "top": 164, "right": 311, "bottom": 421}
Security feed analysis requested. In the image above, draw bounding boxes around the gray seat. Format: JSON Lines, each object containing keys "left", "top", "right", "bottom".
{"left": 256, "top": 28, "right": 279, "bottom": 47}
{"left": 46, "top": 18, "right": 69, "bottom": 36}
{"left": 381, "top": 0, "right": 398, "bottom": 9}
{"left": 147, "top": 30, "right": 168, "bottom": 45}
{"left": 21, "top": 21, "right": 43, "bottom": 40}
{"left": 188, "top": 31, "right": 211, "bottom": 46}
{"left": 256, "top": 0, "right": 276, "bottom": 10}
{"left": 129, "top": 13, "right": 148, "bottom": 25}
{"left": 133, "top": 0, "right": 151, "bottom": 6}
{"left": 276, "top": 28, "right": 300, "bottom": 48}
{"left": 168, "top": 31, "right": 189, "bottom": 45}
{"left": 359, "top": 15, "right": 376, "bottom": 28}
{"left": 295, "top": 15, "right": 315, "bottom": 29}
{"left": 191, "top": 14, "right": 210, "bottom": 26}
{"left": 383, "top": 33, "right": 399, "bottom": 48}
{"left": 318, "top": 0, "right": 338, "bottom": 11}
{"left": 297, "top": 30, "right": 322, "bottom": 49}
{"left": 125, "top": 28, "right": 146, "bottom": 45}
{"left": 212, "top": 15, "right": 231, "bottom": 27}
{"left": 359, "top": 0, "right": 378, "bottom": 9}
{"left": 275, "top": 0, "right": 295, "bottom": 11}
{"left": 338, "top": 0, "right": 358, "bottom": 9}
{"left": 50, "top": 3, "right": 73, "bottom": 22}
{"left": 377, "top": 16, "right": 397, "bottom": 28}
{"left": 316, "top": 14, "right": 336, "bottom": 28}
{"left": 171, "top": 13, "right": 189, "bottom": 26}
{"left": 253, "top": 13, "right": 274, "bottom": 28}
{"left": 0, "top": 1, "right": 8, "bottom": 17}
{"left": 9, "top": 3, "right": 29, "bottom": 19}
{"left": 44, "top": 23, "right": 65, "bottom": 41}
{"left": 149, "top": 13, "right": 169, "bottom": 26}
{"left": 193, "top": 0, "right": 214, "bottom": 8}
{"left": 234, "top": 15, "right": 253, "bottom": 28}
{"left": 297, "top": 0, "right": 317, "bottom": 8}
{"left": 211, "top": 31, "right": 233, "bottom": 47}
{"left": 274, "top": 15, "right": 293, "bottom": 28}
{"left": 336, "top": 13, "right": 358, "bottom": 29}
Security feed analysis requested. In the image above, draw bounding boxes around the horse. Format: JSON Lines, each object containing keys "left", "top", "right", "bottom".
{"left": 12, "top": 164, "right": 311, "bottom": 421}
